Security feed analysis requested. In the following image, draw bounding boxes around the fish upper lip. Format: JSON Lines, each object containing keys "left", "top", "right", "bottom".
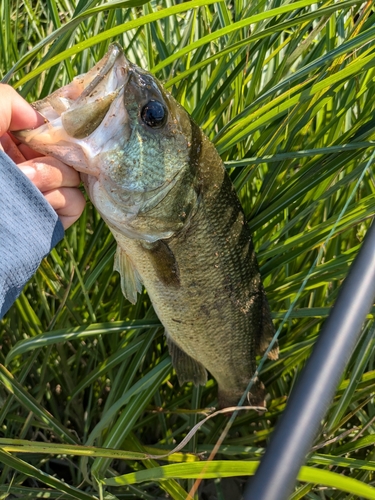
{"left": 78, "top": 43, "right": 124, "bottom": 102}
{"left": 76, "top": 43, "right": 129, "bottom": 103}
{"left": 60, "top": 43, "right": 130, "bottom": 105}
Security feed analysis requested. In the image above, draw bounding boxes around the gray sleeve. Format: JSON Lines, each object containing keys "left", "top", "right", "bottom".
{"left": 0, "top": 151, "right": 64, "bottom": 318}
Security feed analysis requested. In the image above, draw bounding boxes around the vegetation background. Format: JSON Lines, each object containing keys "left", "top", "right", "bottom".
{"left": 1, "top": 0, "right": 375, "bottom": 498}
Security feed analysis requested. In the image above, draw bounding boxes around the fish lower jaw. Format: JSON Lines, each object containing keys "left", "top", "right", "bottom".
{"left": 16, "top": 124, "right": 101, "bottom": 177}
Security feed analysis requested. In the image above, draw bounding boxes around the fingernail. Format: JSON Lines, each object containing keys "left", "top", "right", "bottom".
{"left": 19, "top": 166, "right": 36, "bottom": 180}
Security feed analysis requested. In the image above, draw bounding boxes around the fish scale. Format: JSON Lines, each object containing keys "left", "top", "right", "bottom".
{"left": 16, "top": 43, "right": 278, "bottom": 408}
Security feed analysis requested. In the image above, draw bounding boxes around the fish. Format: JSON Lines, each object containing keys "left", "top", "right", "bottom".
{"left": 16, "top": 43, "right": 278, "bottom": 408}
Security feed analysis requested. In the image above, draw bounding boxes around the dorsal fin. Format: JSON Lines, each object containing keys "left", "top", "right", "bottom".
{"left": 113, "top": 246, "right": 143, "bottom": 304}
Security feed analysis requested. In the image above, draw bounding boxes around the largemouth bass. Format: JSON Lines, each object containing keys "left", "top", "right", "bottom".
{"left": 17, "top": 43, "right": 278, "bottom": 408}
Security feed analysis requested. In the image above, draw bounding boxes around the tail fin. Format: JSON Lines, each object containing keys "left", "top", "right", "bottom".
{"left": 257, "top": 290, "right": 279, "bottom": 360}
{"left": 218, "top": 380, "right": 266, "bottom": 409}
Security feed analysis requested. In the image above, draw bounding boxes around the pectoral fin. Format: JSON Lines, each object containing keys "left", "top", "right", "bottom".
{"left": 141, "top": 240, "right": 180, "bottom": 287}
{"left": 114, "top": 246, "right": 143, "bottom": 304}
{"left": 166, "top": 334, "right": 207, "bottom": 386}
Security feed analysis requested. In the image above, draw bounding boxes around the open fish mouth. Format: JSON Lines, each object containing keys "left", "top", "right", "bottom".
{"left": 15, "top": 43, "right": 131, "bottom": 176}
{"left": 16, "top": 42, "right": 195, "bottom": 241}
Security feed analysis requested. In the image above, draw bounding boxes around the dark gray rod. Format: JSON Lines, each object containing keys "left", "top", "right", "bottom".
{"left": 244, "top": 219, "right": 375, "bottom": 500}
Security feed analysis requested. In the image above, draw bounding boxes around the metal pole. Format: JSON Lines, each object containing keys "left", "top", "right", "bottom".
{"left": 244, "top": 220, "right": 375, "bottom": 500}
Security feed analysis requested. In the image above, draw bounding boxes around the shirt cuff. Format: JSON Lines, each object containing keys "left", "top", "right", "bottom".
{"left": 0, "top": 151, "right": 65, "bottom": 318}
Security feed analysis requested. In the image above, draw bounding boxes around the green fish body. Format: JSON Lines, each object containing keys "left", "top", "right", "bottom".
{"left": 17, "top": 44, "right": 278, "bottom": 407}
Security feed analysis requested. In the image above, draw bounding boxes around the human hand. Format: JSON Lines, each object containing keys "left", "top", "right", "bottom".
{"left": 0, "top": 84, "right": 85, "bottom": 229}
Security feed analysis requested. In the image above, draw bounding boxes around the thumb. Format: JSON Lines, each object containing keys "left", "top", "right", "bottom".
{"left": 0, "top": 84, "right": 45, "bottom": 136}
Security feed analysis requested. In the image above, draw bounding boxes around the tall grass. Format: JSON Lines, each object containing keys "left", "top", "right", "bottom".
{"left": 1, "top": 0, "right": 375, "bottom": 498}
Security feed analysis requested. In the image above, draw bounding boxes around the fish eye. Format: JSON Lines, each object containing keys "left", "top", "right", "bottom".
{"left": 141, "top": 100, "right": 167, "bottom": 128}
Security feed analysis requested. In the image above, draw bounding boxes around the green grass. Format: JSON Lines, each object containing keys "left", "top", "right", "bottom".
{"left": 2, "top": 0, "right": 375, "bottom": 498}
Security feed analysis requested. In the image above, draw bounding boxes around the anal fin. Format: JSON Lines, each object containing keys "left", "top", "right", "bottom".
{"left": 166, "top": 333, "right": 207, "bottom": 386}
{"left": 114, "top": 246, "right": 143, "bottom": 304}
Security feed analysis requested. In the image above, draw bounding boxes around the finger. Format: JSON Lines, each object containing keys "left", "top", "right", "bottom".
{"left": 43, "top": 187, "right": 86, "bottom": 230}
{"left": 0, "top": 84, "right": 45, "bottom": 136}
{"left": 18, "top": 142, "right": 46, "bottom": 160}
{"left": 9, "top": 132, "right": 48, "bottom": 160}
{"left": 0, "top": 133, "right": 26, "bottom": 163}
{"left": 7, "top": 132, "right": 45, "bottom": 161}
{"left": 18, "top": 156, "right": 81, "bottom": 191}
